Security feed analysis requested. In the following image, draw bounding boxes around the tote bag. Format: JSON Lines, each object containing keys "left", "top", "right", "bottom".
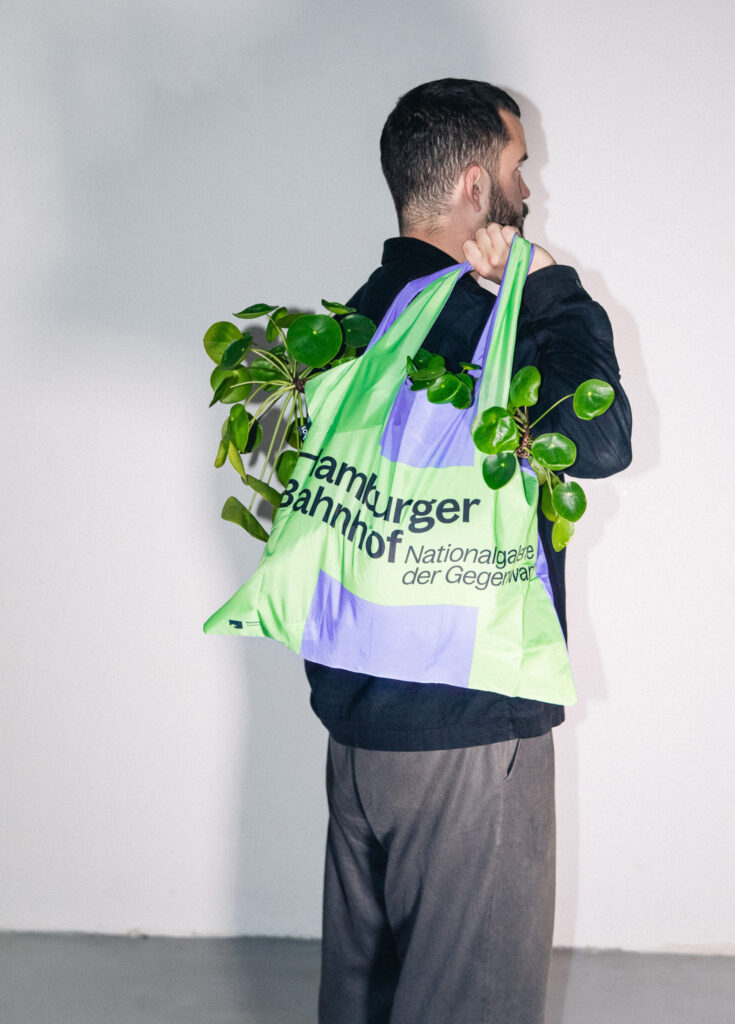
{"left": 204, "top": 236, "right": 576, "bottom": 704}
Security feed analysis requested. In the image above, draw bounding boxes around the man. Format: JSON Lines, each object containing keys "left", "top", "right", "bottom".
{"left": 306, "top": 79, "right": 632, "bottom": 1024}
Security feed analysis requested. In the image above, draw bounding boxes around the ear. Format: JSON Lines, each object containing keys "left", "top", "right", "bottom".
{"left": 461, "top": 164, "right": 488, "bottom": 214}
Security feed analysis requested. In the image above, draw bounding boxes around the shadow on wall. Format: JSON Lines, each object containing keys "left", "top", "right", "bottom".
{"left": 222, "top": 0, "right": 506, "bottom": 954}
{"left": 512, "top": 89, "right": 653, "bottom": 966}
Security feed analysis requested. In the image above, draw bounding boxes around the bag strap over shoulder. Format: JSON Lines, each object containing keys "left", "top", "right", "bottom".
{"left": 364, "top": 236, "right": 534, "bottom": 409}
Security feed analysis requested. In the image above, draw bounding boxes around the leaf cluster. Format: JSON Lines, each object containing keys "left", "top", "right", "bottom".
{"left": 405, "top": 350, "right": 480, "bottom": 409}
{"left": 407, "top": 355, "right": 615, "bottom": 551}
{"left": 205, "top": 301, "right": 375, "bottom": 541}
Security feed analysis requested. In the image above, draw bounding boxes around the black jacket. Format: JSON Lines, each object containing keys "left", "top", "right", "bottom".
{"left": 305, "top": 237, "right": 632, "bottom": 750}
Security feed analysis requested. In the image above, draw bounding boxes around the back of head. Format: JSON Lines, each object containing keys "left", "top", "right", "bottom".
{"left": 380, "top": 78, "right": 520, "bottom": 232}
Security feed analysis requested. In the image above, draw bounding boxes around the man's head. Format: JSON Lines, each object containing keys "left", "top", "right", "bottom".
{"left": 380, "top": 78, "right": 530, "bottom": 237}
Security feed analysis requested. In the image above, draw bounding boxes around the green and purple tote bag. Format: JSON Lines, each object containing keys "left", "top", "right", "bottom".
{"left": 204, "top": 237, "right": 576, "bottom": 704}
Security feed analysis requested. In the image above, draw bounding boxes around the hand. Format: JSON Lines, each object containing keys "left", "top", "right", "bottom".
{"left": 462, "top": 224, "right": 556, "bottom": 283}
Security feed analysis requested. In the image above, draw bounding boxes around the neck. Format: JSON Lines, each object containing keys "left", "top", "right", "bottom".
{"left": 400, "top": 222, "right": 470, "bottom": 265}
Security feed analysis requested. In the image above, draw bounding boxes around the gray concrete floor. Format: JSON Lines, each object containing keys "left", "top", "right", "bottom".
{"left": 1, "top": 934, "right": 733, "bottom": 1024}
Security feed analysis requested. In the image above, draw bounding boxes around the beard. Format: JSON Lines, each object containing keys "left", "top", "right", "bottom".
{"left": 487, "top": 191, "right": 528, "bottom": 236}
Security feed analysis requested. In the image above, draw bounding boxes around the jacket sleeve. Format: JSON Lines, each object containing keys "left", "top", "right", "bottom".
{"left": 519, "top": 265, "right": 632, "bottom": 479}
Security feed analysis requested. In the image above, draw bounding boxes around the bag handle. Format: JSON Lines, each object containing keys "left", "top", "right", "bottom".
{"left": 365, "top": 238, "right": 534, "bottom": 410}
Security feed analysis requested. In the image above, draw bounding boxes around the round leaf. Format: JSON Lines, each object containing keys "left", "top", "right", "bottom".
{"left": 214, "top": 439, "right": 228, "bottom": 468}
{"left": 286, "top": 420, "right": 308, "bottom": 449}
{"left": 427, "top": 373, "right": 462, "bottom": 404}
{"left": 220, "top": 367, "right": 253, "bottom": 404}
{"left": 286, "top": 315, "right": 342, "bottom": 367}
{"left": 540, "top": 482, "right": 556, "bottom": 521}
{"left": 233, "top": 303, "right": 278, "bottom": 319}
{"left": 551, "top": 481, "right": 587, "bottom": 522}
{"left": 266, "top": 307, "right": 288, "bottom": 342}
{"left": 413, "top": 349, "right": 442, "bottom": 370}
{"left": 551, "top": 516, "right": 575, "bottom": 552}
{"left": 321, "top": 299, "right": 356, "bottom": 315}
{"left": 450, "top": 381, "right": 473, "bottom": 409}
{"left": 249, "top": 357, "right": 285, "bottom": 393}
{"left": 275, "top": 311, "right": 300, "bottom": 328}
{"left": 410, "top": 354, "right": 446, "bottom": 382}
{"left": 220, "top": 332, "right": 253, "bottom": 369}
{"left": 482, "top": 453, "right": 517, "bottom": 489}
{"left": 340, "top": 313, "right": 375, "bottom": 349}
{"left": 228, "top": 405, "right": 262, "bottom": 453}
{"left": 221, "top": 496, "right": 269, "bottom": 542}
{"left": 573, "top": 379, "right": 615, "bottom": 420}
{"left": 275, "top": 450, "right": 298, "bottom": 486}
{"left": 244, "top": 474, "right": 281, "bottom": 507}
{"left": 203, "top": 321, "right": 243, "bottom": 364}
{"left": 531, "top": 432, "right": 577, "bottom": 471}
{"left": 473, "top": 407, "right": 519, "bottom": 453}
{"left": 509, "top": 366, "right": 541, "bottom": 409}
{"left": 210, "top": 365, "right": 253, "bottom": 405}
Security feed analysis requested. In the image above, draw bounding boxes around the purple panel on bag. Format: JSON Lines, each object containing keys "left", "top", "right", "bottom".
{"left": 366, "top": 262, "right": 473, "bottom": 352}
{"left": 300, "top": 570, "right": 477, "bottom": 686}
{"left": 379, "top": 296, "right": 500, "bottom": 468}
{"left": 535, "top": 531, "right": 554, "bottom": 606}
{"left": 376, "top": 245, "right": 535, "bottom": 469}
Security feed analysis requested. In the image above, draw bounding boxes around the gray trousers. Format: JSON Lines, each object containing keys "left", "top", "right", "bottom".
{"left": 319, "top": 733, "right": 556, "bottom": 1024}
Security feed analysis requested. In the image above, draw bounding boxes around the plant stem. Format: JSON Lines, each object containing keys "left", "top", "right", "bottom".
{"left": 251, "top": 346, "right": 291, "bottom": 376}
{"left": 264, "top": 391, "right": 297, "bottom": 488}
{"left": 260, "top": 394, "right": 290, "bottom": 485}
{"left": 249, "top": 385, "right": 292, "bottom": 425}
{"left": 528, "top": 393, "right": 574, "bottom": 430}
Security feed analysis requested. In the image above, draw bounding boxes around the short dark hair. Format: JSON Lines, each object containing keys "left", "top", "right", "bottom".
{"left": 380, "top": 78, "right": 521, "bottom": 230}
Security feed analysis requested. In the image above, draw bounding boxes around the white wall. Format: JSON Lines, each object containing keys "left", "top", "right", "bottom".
{"left": 1, "top": 0, "right": 733, "bottom": 951}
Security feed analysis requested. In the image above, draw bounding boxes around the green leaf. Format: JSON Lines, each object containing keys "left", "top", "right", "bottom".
{"left": 409, "top": 378, "right": 431, "bottom": 391}
{"left": 473, "top": 406, "right": 520, "bottom": 453}
{"left": 214, "top": 439, "right": 228, "bottom": 468}
{"left": 210, "top": 365, "right": 253, "bottom": 406}
{"left": 274, "top": 311, "right": 300, "bottom": 328}
{"left": 510, "top": 366, "right": 541, "bottom": 408}
{"left": 220, "top": 367, "right": 253, "bottom": 404}
{"left": 249, "top": 357, "right": 285, "bottom": 393}
{"left": 481, "top": 453, "right": 518, "bottom": 489}
{"left": 275, "top": 449, "right": 298, "bottom": 486}
{"left": 551, "top": 481, "right": 587, "bottom": 522}
{"left": 203, "top": 321, "right": 243, "bottom": 364}
{"left": 210, "top": 372, "right": 238, "bottom": 406}
{"left": 573, "top": 379, "right": 615, "bottom": 420}
{"left": 427, "top": 373, "right": 463, "bottom": 404}
{"left": 450, "top": 381, "right": 473, "bottom": 409}
{"left": 551, "top": 516, "right": 575, "bottom": 551}
{"left": 412, "top": 349, "right": 438, "bottom": 370}
{"left": 244, "top": 474, "right": 281, "bottom": 507}
{"left": 521, "top": 468, "right": 537, "bottom": 505}
{"left": 321, "top": 299, "right": 356, "bottom": 315}
{"left": 460, "top": 361, "right": 481, "bottom": 371}
{"left": 221, "top": 496, "right": 269, "bottom": 542}
{"left": 540, "top": 481, "right": 557, "bottom": 521}
{"left": 409, "top": 354, "right": 446, "bottom": 382}
{"left": 266, "top": 307, "right": 288, "bottom": 342}
{"left": 529, "top": 457, "right": 548, "bottom": 486}
{"left": 286, "top": 420, "right": 307, "bottom": 449}
{"left": 233, "top": 303, "right": 278, "bottom": 319}
{"left": 286, "top": 314, "right": 343, "bottom": 367}
{"left": 228, "top": 405, "right": 262, "bottom": 453}
{"left": 340, "top": 313, "right": 375, "bottom": 349}
{"left": 531, "top": 432, "right": 577, "bottom": 471}
{"left": 227, "top": 441, "right": 247, "bottom": 480}
{"left": 220, "top": 332, "right": 253, "bottom": 369}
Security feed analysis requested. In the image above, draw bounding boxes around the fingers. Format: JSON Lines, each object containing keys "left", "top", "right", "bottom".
{"left": 462, "top": 223, "right": 520, "bottom": 284}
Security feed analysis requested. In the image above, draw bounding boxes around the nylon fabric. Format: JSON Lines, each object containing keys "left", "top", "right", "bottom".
{"left": 204, "top": 236, "right": 576, "bottom": 704}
